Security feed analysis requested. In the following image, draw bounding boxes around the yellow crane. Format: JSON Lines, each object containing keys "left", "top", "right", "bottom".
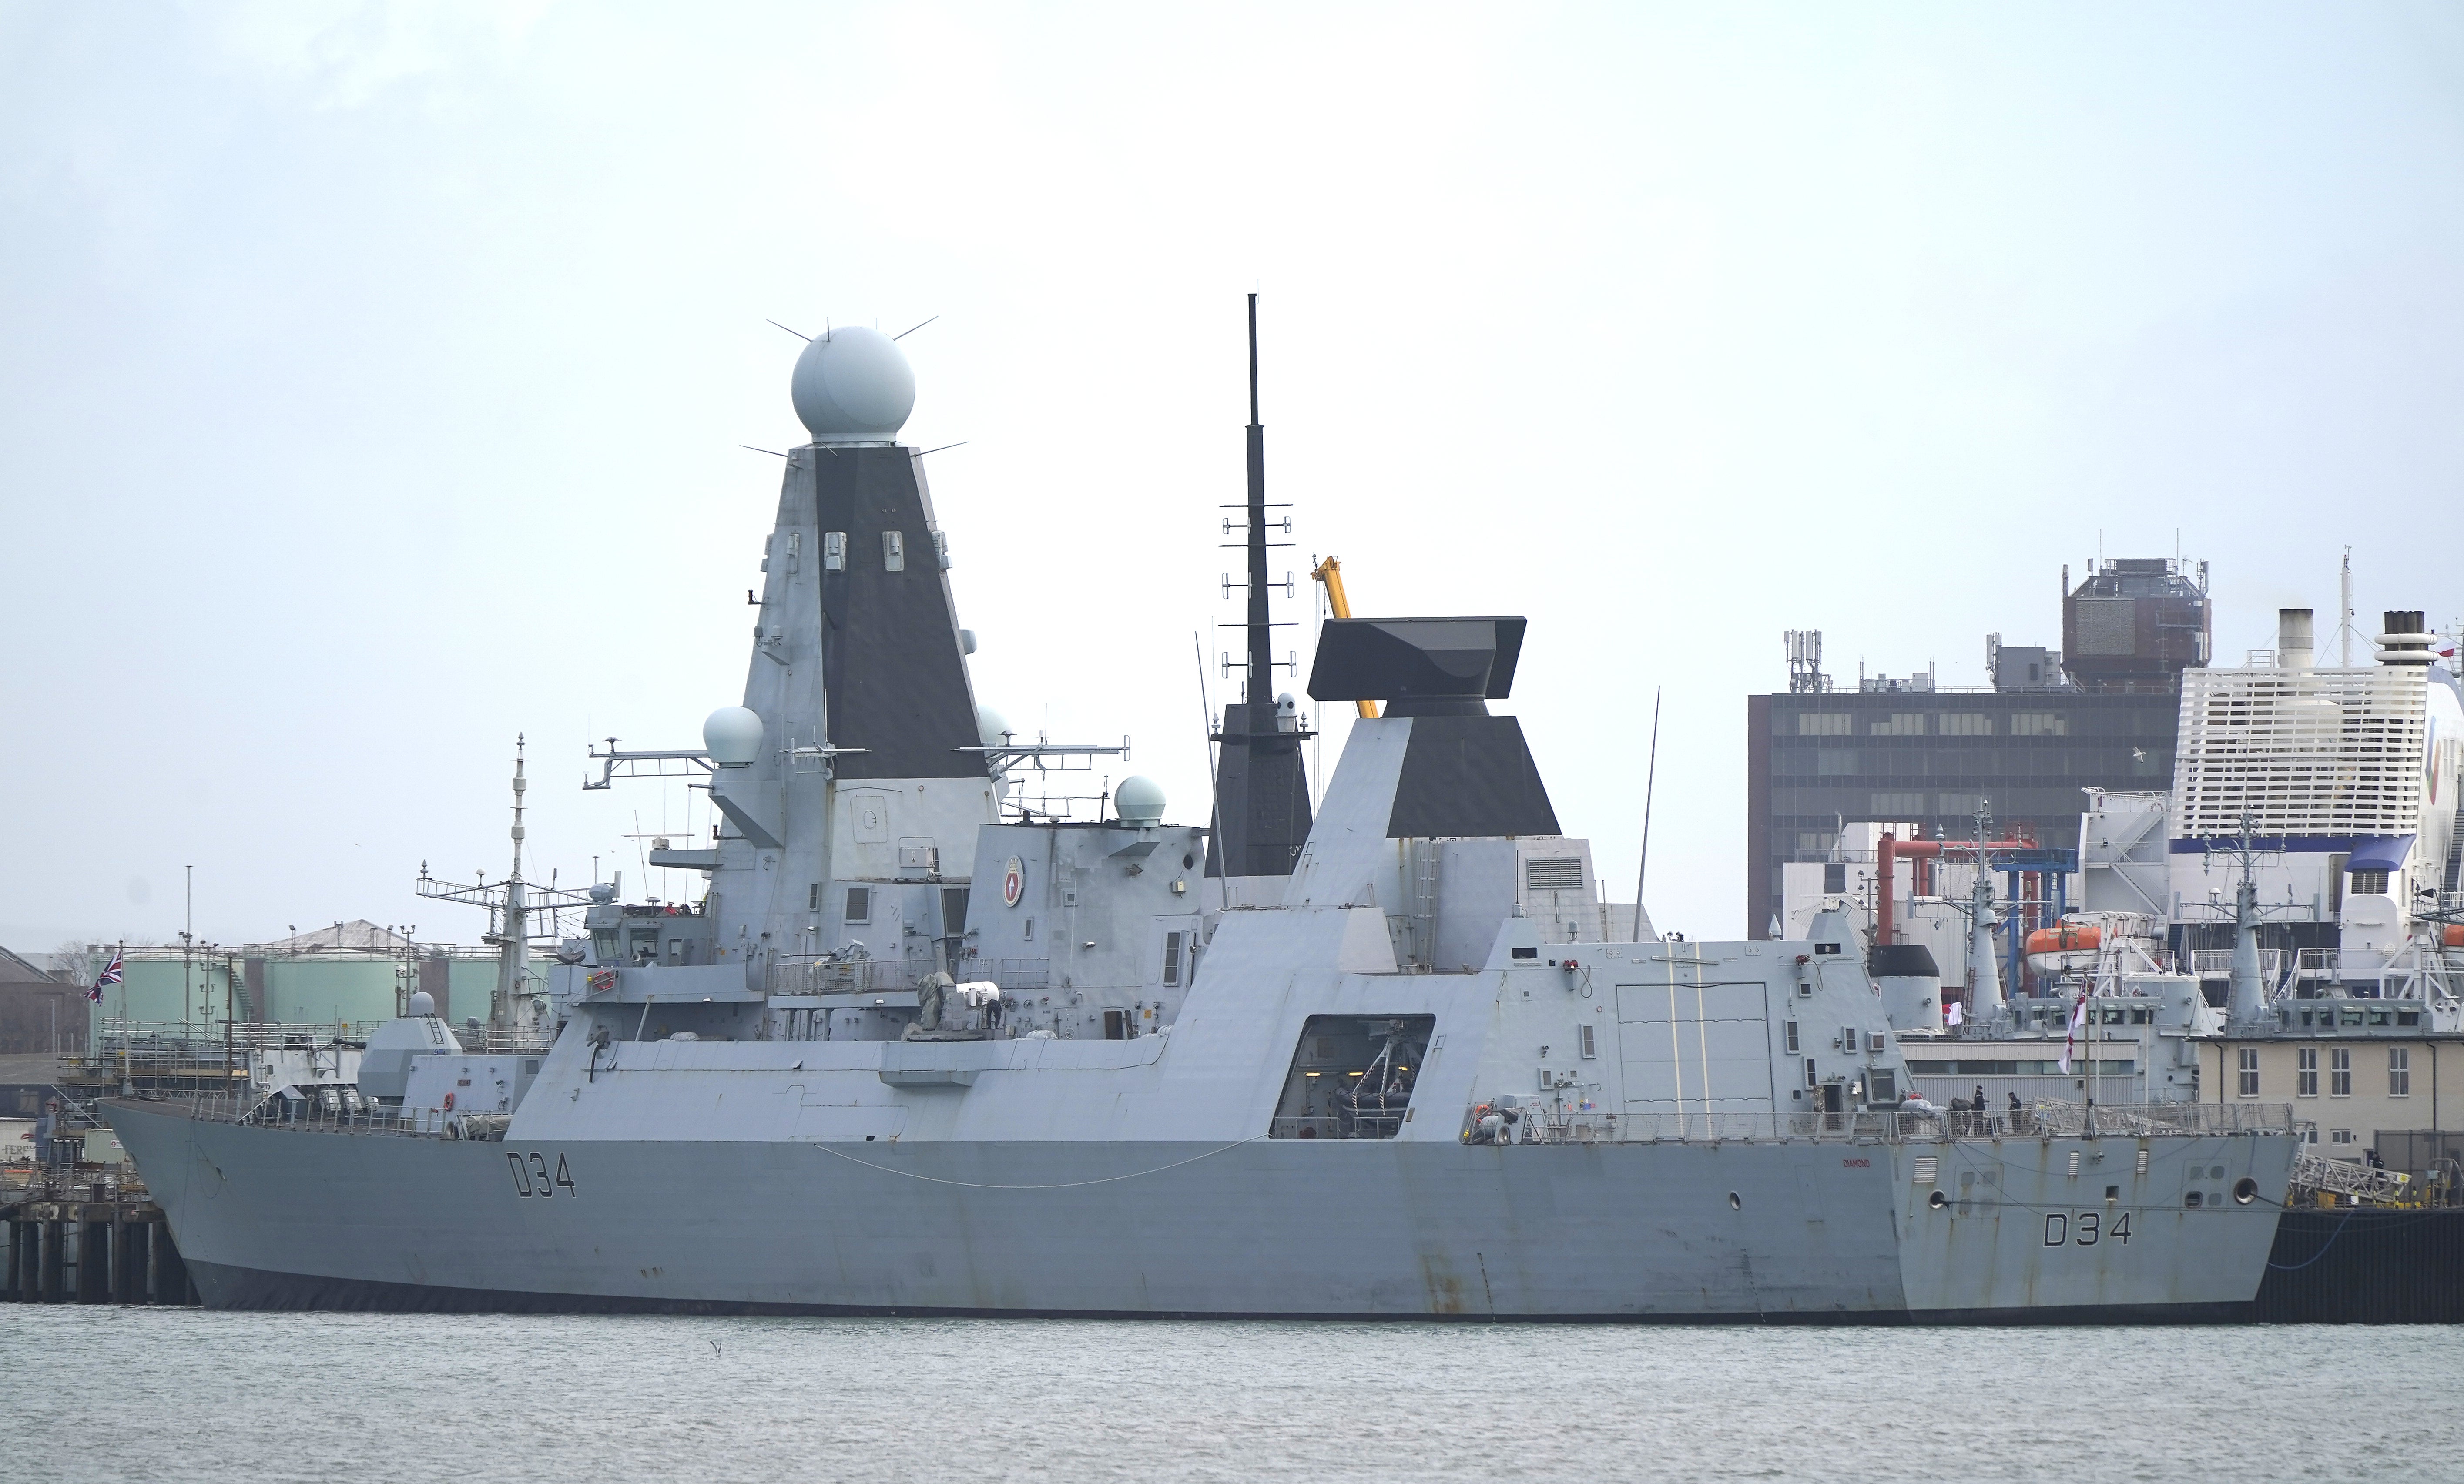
{"left": 1310, "top": 557, "right": 1379, "bottom": 719}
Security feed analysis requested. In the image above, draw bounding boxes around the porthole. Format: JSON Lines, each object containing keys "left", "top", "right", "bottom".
{"left": 1928, "top": 1190, "right": 1948, "bottom": 1209}
{"left": 1727, "top": 1192, "right": 1741, "bottom": 1210}
{"left": 2233, "top": 1177, "right": 2258, "bottom": 1206}
{"left": 1183, "top": 853, "right": 1195, "bottom": 869}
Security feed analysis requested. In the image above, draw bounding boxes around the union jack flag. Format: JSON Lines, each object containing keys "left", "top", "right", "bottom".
{"left": 87, "top": 948, "right": 123, "bottom": 1003}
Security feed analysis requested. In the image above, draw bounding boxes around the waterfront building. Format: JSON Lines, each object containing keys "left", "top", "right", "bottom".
{"left": 1748, "top": 558, "right": 2207, "bottom": 940}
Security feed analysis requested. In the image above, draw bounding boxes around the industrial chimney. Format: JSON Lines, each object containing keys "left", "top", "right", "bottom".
{"left": 2377, "top": 610, "right": 2435, "bottom": 667}
{"left": 2276, "top": 609, "right": 2313, "bottom": 672}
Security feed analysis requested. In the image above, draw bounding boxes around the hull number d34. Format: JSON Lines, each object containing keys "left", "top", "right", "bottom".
{"left": 507, "top": 1152, "right": 578, "bottom": 1199}
{"left": 2043, "top": 1212, "right": 2129, "bottom": 1246}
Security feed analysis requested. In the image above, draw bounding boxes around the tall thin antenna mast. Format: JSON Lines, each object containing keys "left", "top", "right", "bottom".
{"left": 1244, "top": 293, "right": 1271, "bottom": 706}
{"left": 1205, "top": 291, "right": 1312, "bottom": 881}
{"left": 493, "top": 736, "right": 530, "bottom": 1033}
{"left": 1632, "top": 687, "right": 1662, "bottom": 941}
{"left": 2340, "top": 549, "right": 2355, "bottom": 667}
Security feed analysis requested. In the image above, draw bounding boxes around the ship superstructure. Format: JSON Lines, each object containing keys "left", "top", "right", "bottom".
{"left": 106, "top": 315, "right": 2293, "bottom": 1321}
{"left": 1782, "top": 602, "right": 2464, "bottom": 1191}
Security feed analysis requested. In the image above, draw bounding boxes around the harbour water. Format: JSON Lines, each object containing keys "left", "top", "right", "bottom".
{"left": 10, "top": 1310, "right": 2461, "bottom": 1481}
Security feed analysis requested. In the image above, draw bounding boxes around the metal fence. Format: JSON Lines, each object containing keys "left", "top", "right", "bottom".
{"left": 76, "top": 1021, "right": 381, "bottom": 1079}
{"left": 2189, "top": 949, "right": 2289, "bottom": 980}
{"left": 1267, "top": 1113, "right": 1409, "bottom": 1141}
{"left": 72, "top": 1020, "right": 550, "bottom": 1076}
{"left": 0, "top": 1165, "right": 148, "bottom": 1206}
{"left": 766, "top": 956, "right": 1052, "bottom": 997}
{"left": 164, "top": 1089, "right": 452, "bottom": 1139}
{"left": 449, "top": 1028, "right": 556, "bottom": 1055}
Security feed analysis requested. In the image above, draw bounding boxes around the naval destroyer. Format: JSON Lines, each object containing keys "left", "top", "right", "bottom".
{"left": 107, "top": 306, "right": 2294, "bottom": 1320}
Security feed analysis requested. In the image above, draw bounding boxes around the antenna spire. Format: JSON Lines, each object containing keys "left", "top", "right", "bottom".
{"left": 1247, "top": 293, "right": 1260, "bottom": 427}
{"left": 1244, "top": 294, "right": 1270, "bottom": 705}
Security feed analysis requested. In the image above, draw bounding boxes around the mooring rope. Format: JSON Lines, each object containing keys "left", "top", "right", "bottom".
{"left": 2266, "top": 1205, "right": 2358, "bottom": 1271}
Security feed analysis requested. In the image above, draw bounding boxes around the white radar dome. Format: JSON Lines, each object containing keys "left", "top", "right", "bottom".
{"left": 791, "top": 325, "right": 915, "bottom": 444}
{"left": 976, "top": 705, "right": 1012, "bottom": 748}
{"left": 1115, "top": 775, "right": 1167, "bottom": 827}
{"left": 704, "top": 706, "right": 764, "bottom": 766}
{"left": 406, "top": 990, "right": 437, "bottom": 1018}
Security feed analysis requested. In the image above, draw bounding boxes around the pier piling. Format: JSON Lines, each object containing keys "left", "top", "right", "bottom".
{"left": 112, "top": 1219, "right": 144, "bottom": 1303}
{"left": 38, "top": 1219, "right": 63, "bottom": 1302}
{"left": 75, "top": 1216, "right": 108, "bottom": 1303}
{"left": 1, "top": 1193, "right": 197, "bottom": 1306}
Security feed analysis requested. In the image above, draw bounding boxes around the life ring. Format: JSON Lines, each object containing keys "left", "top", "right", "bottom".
{"left": 443, "top": 1092, "right": 457, "bottom": 1112}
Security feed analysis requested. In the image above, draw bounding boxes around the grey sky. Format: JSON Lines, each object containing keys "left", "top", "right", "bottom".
{"left": 4, "top": 3, "right": 2460, "bottom": 954}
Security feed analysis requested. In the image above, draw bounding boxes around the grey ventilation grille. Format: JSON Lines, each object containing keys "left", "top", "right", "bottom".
{"left": 1523, "top": 857, "right": 1583, "bottom": 891}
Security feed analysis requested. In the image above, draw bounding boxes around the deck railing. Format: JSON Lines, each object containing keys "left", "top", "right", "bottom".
{"left": 766, "top": 956, "right": 1052, "bottom": 997}
{"left": 76, "top": 1020, "right": 551, "bottom": 1076}
{"left": 118, "top": 1090, "right": 2297, "bottom": 1153}
{"left": 146, "top": 1090, "right": 459, "bottom": 1140}
{"left": 1477, "top": 1101, "right": 2296, "bottom": 1147}
{"left": 1267, "top": 1113, "right": 1408, "bottom": 1141}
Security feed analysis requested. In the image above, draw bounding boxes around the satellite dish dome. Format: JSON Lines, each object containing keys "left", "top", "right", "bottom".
{"left": 976, "top": 705, "right": 1012, "bottom": 748}
{"left": 406, "top": 990, "right": 437, "bottom": 1018}
{"left": 791, "top": 325, "right": 915, "bottom": 444}
{"left": 704, "top": 706, "right": 764, "bottom": 766}
{"left": 1115, "top": 775, "right": 1167, "bottom": 827}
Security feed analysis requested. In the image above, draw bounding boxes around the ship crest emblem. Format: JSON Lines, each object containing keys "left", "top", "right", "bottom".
{"left": 1002, "top": 856, "right": 1024, "bottom": 907}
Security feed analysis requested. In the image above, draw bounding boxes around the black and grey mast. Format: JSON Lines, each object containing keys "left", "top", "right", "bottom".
{"left": 1207, "top": 293, "right": 1315, "bottom": 881}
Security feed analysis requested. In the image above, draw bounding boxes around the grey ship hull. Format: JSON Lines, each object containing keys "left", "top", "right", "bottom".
{"left": 111, "top": 1101, "right": 2289, "bottom": 1323}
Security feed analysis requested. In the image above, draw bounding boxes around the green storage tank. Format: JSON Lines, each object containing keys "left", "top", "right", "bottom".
{"left": 90, "top": 957, "right": 236, "bottom": 1033}
{"left": 261, "top": 956, "right": 406, "bottom": 1026}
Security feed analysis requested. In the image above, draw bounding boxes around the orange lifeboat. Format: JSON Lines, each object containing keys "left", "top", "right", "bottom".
{"left": 2446, "top": 924, "right": 2464, "bottom": 949}
{"left": 2025, "top": 923, "right": 2102, "bottom": 957}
